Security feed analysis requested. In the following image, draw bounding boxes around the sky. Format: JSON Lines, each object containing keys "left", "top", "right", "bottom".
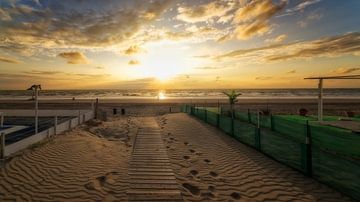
{"left": 0, "top": 0, "right": 359, "bottom": 90}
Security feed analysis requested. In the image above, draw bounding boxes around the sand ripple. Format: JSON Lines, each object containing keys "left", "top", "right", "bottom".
{"left": 159, "top": 113, "right": 353, "bottom": 202}
{"left": 0, "top": 117, "right": 136, "bottom": 201}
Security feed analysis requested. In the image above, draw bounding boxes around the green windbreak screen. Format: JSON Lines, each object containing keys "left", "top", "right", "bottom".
{"left": 259, "top": 115, "right": 272, "bottom": 128}
{"left": 219, "top": 115, "right": 232, "bottom": 135}
{"left": 250, "top": 113, "right": 258, "bottom": 125}
{"left": 261, "top": 129, "right": 304, "bottom": 172}
{"left": 310, "top": 124, "right": 360, "bottom": 157}
{"left": 234, "top": 111, "right": 249, "bottom": 122}
{"left": 206, "top": 111, "right": 218, "bottom": 126}
{"left": 195, "top": 108, "right": 206, "bottom": 120}
{"left": 234, "top": 120, "right": 256, "bottom": 146}
{"left": 312, "top": 147, "right": 360, "bottom": 200}
{"left": 272, "top": 116, "right": 306, "bottom": 143}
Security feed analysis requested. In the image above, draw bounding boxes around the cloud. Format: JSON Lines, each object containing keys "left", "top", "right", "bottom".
{"left": 233, "top": 0, "right": 287, "bottom": 23}
{"left": 95, "top": 66, "right": 106, "bottom": 69}
{"left": 223, "top": 0, "right": 287, "bottom": 40}
{"left": 297, "top": 11, "right": 323, "bottom": 28}
{"left": 255, "top": 76, "right": 273, "bottom": 80}
{"left": 287, "top": 69, "right": 296, "bottom": 74}
{"left": 0, "top": 55, "right": 21, "bottom": 63}
{"left": 285, "top": 0, "right": 322, "bottom": 15}
{"left": 0, "top": 0, "right": 174, "bottom": 55}
{"left": 128, "top": 59, "right": 140, "bottom": 65}
{"left": 215, "top": 32, "right": 360, "bottom": 62}
{"left": 265, "top": 34, "right": 287, "bottom": 43}
{"left": 177, "top": 1, "right": 234, "bottom": 23}
{"left": 234, "top": 20, "right": 271, "bottom": 40}
{"left": 122, "top": 45, "right": 144, "bottom": 55}
{"left": 58, "top": 52, "right": 89, "bottom": 64}
{"left": 0, "top": 8, "right": 11, "bottom": 21}
{"left": 196, "top": 66, "right": 226, "bottom": 70}
{"left": 22, "top": 70, "right": 62, "bottom": 75}
{"left": 331, "top": 67, "right": 360, "bottom": 74}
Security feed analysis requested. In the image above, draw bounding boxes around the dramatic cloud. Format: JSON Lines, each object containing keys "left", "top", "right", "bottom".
{"left": 233, "top": 0, "right": 287, "bottom": 23}
{"left": 177, "top": 1, "right": 234, "bottom": 23}
{"left": 223, "top": 0, "right": 287, "bottom": 40}
{"left": 0, "top": 55, "right": 20, "bottom": 64}
{"left": 331, "top": 67, "right": 360, "bottom": 74}
{"left": 58, "top": 52, "right": 89, "bottom": 64}
{"left": 128, "top": 59, "right": 140, "bottom": 65}
{"left": 215, "top": 32, "right": 360, "bottom": 62}
{"left": 0, "top": 0, "right": 173, "bottom": 54}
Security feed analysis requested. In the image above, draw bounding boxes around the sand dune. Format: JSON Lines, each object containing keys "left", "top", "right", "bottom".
{"left": 0, "top": 117, "right": 138, "bottom": 201}
{"left": 158, "top": 113, "right": 353, "bottom": 201}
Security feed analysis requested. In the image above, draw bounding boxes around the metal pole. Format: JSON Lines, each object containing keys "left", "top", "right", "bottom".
{"left": 0, "top": 113, "right": 3, "bottom": 127}
{"left": 318, "top": 79, "right": 323, "bottom": 122}
{"left": 0, "top": 132, "right": 5, "bottom": 159}
{"left": 54, "top": 115, "right": 58, "bottom": 135}
{"left": 35, "top": 87, "right": 39, "bottom": 134}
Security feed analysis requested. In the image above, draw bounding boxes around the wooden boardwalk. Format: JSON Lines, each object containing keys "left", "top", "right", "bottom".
{"left": 127, "top": 118, "right": 183, "bottom": 201}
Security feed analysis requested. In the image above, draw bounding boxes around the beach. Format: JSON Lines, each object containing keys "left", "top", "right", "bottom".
{"left": 1, "top": 97, "right": 360, "bottom": 116}
{"left": 0, "top": 104, "right": 356, "bottom": 201}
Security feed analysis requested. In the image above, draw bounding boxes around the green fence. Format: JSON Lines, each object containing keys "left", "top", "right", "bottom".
{"left": 181, "top": 105, "right": 360, "bottom": 200}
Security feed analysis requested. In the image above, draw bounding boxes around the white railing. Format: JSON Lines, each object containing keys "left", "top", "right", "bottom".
{"left": 0, "top": 110, "right": 94, "bottom": 158}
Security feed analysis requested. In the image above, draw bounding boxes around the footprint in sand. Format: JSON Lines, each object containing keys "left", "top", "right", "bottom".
{"left": 209, "top": 171, "right": 218, "bottom": 177}
{"left": 201, "top": 192, "right": 215, "bottom": 199}
{"left": 183, "top": 155, "right": 190, "bottom": 160}
{"left": 189, "top": 169, "right": 198, "bottom": 176}
{"left": 204, "top": 159, "right": 211, "bottom": 163}
{"left": 208, "top": 185, "right": 216, "bottom": 192}
{"left": 189, "top": 149, "right": 196, "bottom": 153}
{"left": 84, "top": 172, "right": 116, "bottom": 190}
{"left": 230, "top": 192, "right": 241, "bottom": 200}
{"left": 184, "top": 141, "right": 189, "bottom": 146}
{"left": 182, "top": 183, "right": 200, "bottom": 196}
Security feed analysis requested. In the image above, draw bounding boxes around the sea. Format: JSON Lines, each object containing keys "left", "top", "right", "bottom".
{"left": 0, "top": 89, "right": 359, "bottom": 99}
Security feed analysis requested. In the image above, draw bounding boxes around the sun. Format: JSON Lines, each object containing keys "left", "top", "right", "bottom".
{"left": 132, "top": 41, "right": 195, "bottom": 82}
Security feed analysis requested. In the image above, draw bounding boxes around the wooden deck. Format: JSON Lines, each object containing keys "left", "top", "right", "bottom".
{"left": 127, "top": 117, "right": 183, "bottom": 201}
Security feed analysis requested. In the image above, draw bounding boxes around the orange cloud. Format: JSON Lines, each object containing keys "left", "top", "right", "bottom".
{"left": 0, "top": 55, "right": 20, "bottom": 64}
{"left": 122, "top": 45, "right": 146, "bottom": 55}
{"left": 128, "top": 59, "right": 140, "bottom": 65}
{"left": 331, "top": 67, "right": 360, "bottom": 74}
{"left": 58, "top": 52, "right": 89, "bottom": 64}
{"left": 229, "top": 0, "right": 287, "bottom": 40}
{"left": 177, "top": 1, "right": 233, "bottom": 23}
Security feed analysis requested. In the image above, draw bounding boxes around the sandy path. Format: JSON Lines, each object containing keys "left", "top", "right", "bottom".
{"left": 158, "top": 113, "right": 353, "bottom": 201}
{"left": 0, "top": 117, "right": 138, "bottom": 201}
